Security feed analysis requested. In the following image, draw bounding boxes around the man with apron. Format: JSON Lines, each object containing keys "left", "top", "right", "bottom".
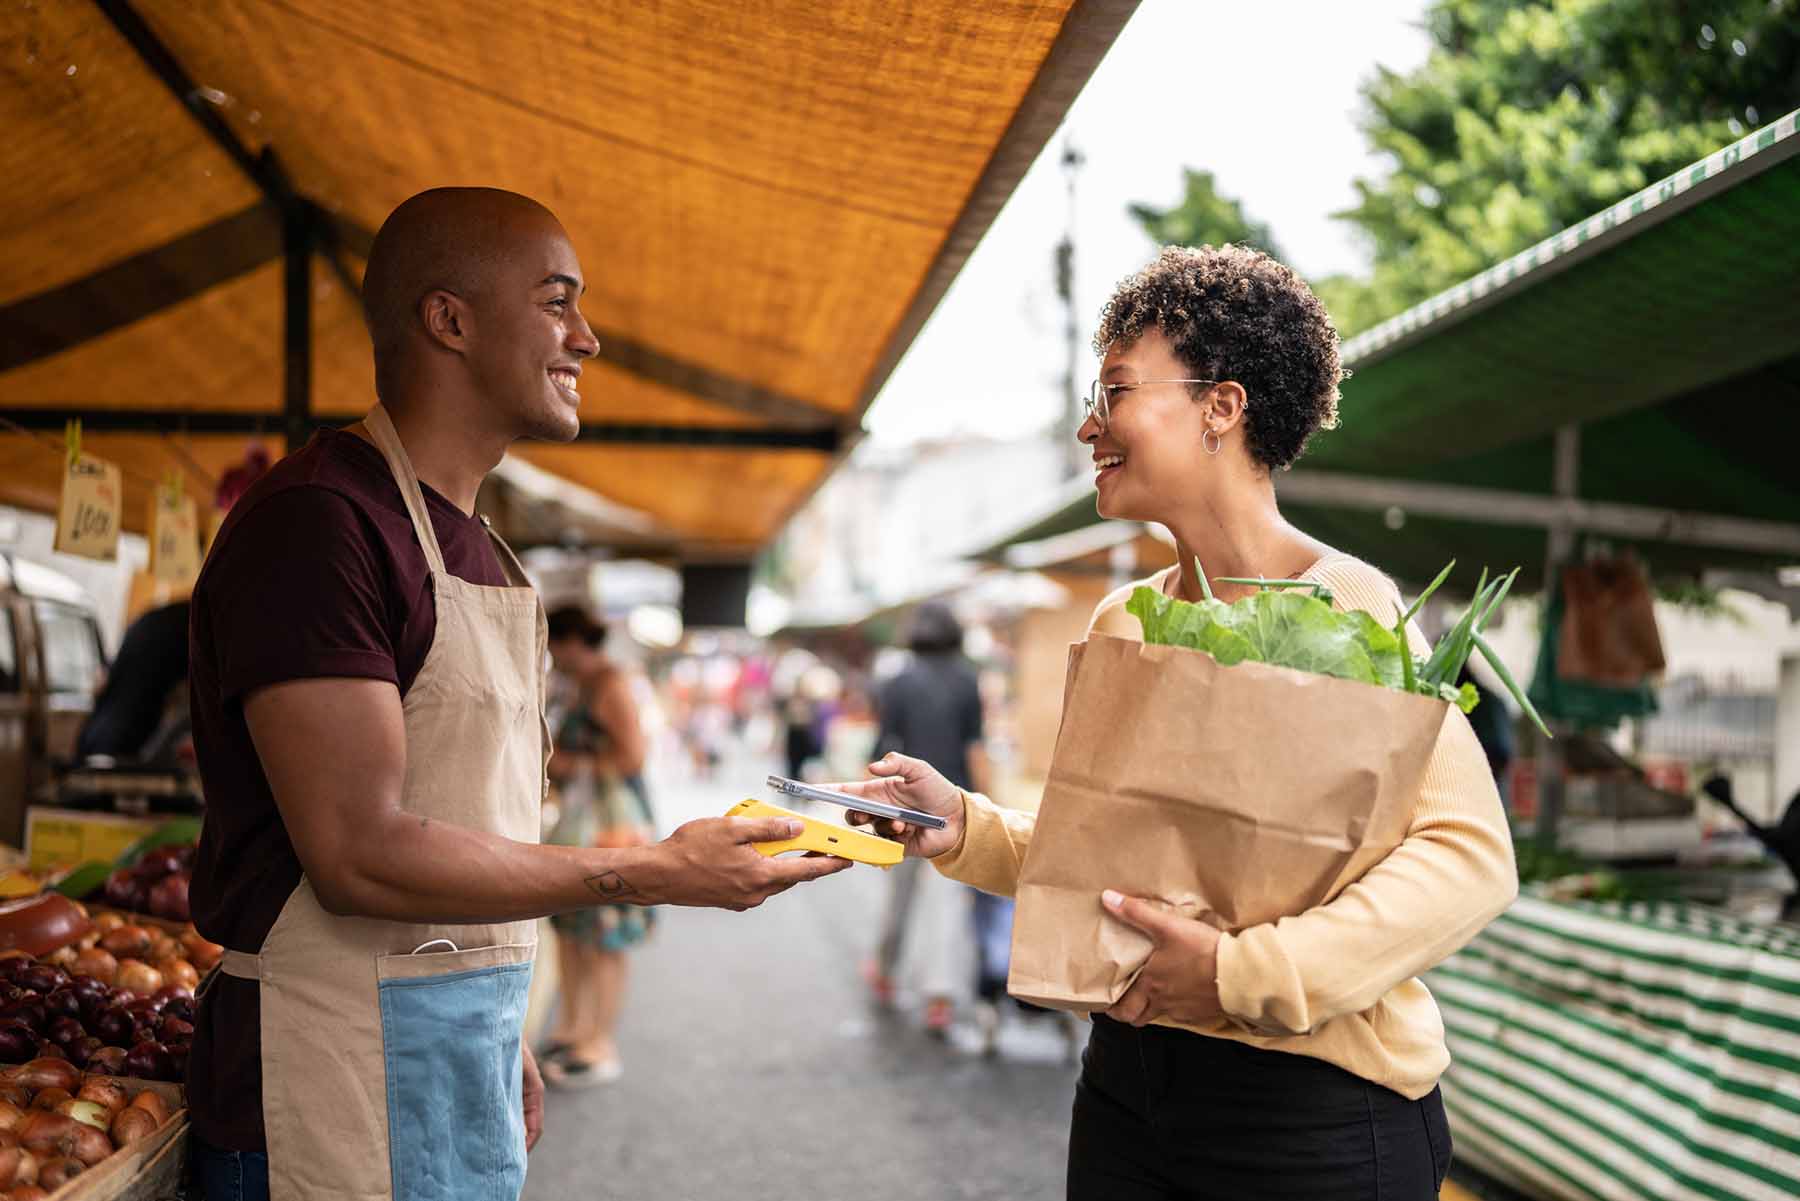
{"left": 187, "top": 189, "right": 850, "bottom": 1201}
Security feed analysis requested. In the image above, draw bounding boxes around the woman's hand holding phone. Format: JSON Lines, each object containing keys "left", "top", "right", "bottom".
{"left": 833, "top": 753, "right": 965, "bottom": 859}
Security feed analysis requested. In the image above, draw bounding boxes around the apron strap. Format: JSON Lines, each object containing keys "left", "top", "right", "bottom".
{"left": 481, "top": 517, "right": 533, "bottom": 591}
{"left": 217, "top": 947, "right": 263, "bottom": 982}
{"left": 364, "top": 404, "right": 448, "bottom": 576}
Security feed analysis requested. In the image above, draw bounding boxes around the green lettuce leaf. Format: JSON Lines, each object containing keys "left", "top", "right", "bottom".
{"left": 1124, "top": 560, "right": 1551, "bottom": 723}
{"left": 1128, "top": 585, "right": 1409, "bottom": 690}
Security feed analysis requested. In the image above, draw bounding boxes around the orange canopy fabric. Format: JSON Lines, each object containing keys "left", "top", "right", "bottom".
{"left": 2, "top": 0, "right": 1134, "bottom": 552}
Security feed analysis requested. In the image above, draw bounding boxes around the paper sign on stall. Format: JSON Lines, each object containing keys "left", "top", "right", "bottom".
{"left": 148, "top": 477, "right": 202, "bottom": 583}
{"left": 53, "top": 423, "right": 122, "bottom": 561}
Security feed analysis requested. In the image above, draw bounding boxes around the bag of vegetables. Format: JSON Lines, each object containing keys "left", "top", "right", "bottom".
{"left": 1007, "top": 562, "right": 1543, "bottom": 1011}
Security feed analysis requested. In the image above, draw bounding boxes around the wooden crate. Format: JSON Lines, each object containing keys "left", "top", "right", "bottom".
{"left": 47, "top": 1079, "right": 186, "bottom": 1201}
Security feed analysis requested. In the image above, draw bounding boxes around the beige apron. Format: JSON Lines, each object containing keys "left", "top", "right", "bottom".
{"left": 219, "top": 405, "right": 549, "bottom": 1201}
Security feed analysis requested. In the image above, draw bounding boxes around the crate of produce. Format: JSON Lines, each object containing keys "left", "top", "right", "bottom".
{"left": 0, "top": 1070, "right": 186, "bottom": 1198}
{"left": 0, "top": 893, "right": 218, "bottom": 1083}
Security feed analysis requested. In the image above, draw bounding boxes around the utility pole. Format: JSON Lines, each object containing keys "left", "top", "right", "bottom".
{"left": 1055, "top": 140, "right": 1086, "bottom": 477}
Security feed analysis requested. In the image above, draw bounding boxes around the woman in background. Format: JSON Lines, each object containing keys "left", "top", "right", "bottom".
{"left": 541, "top": 606, "right": 655, "bottom": 1087}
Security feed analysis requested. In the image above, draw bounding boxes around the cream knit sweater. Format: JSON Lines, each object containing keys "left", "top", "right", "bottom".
{"left": 932, "top": 552, "right": 1518, "bottom": 1099}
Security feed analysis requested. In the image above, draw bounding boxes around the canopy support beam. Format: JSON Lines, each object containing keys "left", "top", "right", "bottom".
{"left": 0, "top": 408, "right": 839, "bottom": 452}
{"left": 83, "top": 0, "right": 856, "bottom": 440}
{"left": 283, "top": 204, "right": 315, "bottom": 449}
{"left": 0, "top": 205, "right": 281, "bottom": 371}
{"left": 1276, "top": 467, "right": 1800, "bottom": 558}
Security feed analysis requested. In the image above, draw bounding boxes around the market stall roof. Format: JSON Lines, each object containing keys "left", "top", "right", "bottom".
{"left": 0, "top": 0, "right": 1138, "bottom": 556}
{"left": 974, "top": 108, "right": 1800, "bottom": 591}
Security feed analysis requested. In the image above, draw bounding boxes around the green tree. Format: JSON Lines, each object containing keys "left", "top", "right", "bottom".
{"left": 1335, "top": 0, "right": 1800, "bottom": 332}
{"left": 1129, "top": 0, "right": 1800, "bottom": 337}
{"left": 1128, "top": 168, "right": 1284, "bottom": 258}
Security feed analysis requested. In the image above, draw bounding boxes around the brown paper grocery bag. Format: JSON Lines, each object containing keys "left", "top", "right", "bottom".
{"left": 1008, "top": 633, "right": 1449, "bottom": 1011}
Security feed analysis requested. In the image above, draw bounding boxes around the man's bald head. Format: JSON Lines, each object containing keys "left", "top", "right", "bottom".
{"left": 362, "top": 187, "right": 567, "bottom": 371}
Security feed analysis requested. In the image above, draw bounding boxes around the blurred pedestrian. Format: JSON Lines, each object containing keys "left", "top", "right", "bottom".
{"left": 542, "top": 606, "right": 655, "bottom": 1087}
{"left": 782, "top": 693, "right": 819, "bottom": 781}
{"left": 865, "top": 602, "right": 987, "bottom": 1035}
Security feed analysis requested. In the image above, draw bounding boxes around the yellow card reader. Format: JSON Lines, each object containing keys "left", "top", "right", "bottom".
{"left": 725, "top": 799, "right": 903, "bottom": 868}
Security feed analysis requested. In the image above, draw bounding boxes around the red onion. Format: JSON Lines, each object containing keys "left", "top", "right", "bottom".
{"left": 0, "top": 1027, "right": 35, "bottom": 1065}
{"left": 91, "top": 1010, "right": 133, "bottom": 1047}
{"left": 123, "top": 1042, "right": 173, "bottom": 1082}
{"left": 65, "top": 1037, "right": 101, "bottom": 1069}
{"left": 147, "top": 875, "right": 191, "bottom": 923}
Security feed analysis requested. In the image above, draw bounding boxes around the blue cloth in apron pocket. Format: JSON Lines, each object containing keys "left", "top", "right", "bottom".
{"left": 377, "top": 945, "right": 535, "bottom": 1201}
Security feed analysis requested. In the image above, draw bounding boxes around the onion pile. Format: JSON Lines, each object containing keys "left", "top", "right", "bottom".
{"left": 0, "top": 952, "right": 198, "bottom": 1082}
{"left": 0, "top": 1062, "right": 174, "bottom": 1192}
{"left": 98, "top": 847, "right": 193, "bottom": 925}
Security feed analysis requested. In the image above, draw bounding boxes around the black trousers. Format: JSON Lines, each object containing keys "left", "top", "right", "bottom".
{"left": 1068, "top": 1017, "right": 1452, "bottom": 1201}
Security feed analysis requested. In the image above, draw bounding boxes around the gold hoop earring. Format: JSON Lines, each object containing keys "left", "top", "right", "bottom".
{"left": 1203, "top": 428, "right": 1222, "bottom": 456}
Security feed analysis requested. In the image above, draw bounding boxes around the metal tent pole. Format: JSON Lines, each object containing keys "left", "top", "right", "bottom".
{"left": 1536, "top": 423, "right": 1581, "bottom": 848}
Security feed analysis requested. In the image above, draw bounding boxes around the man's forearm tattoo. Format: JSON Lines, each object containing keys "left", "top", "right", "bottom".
{"left": 585, "top": 871, "right": 638, "bottom": 900}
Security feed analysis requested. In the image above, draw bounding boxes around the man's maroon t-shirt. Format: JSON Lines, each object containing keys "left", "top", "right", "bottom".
{"left": 186, "top": 428, "right": 507, "bottom": 1152}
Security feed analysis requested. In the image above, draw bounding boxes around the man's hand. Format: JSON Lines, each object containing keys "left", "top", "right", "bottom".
{"left": 521, "top": 1044, "right": 545, "bottom": 1152}
{"left": 1100, "top": 890, "right": 1224, "bottom": 1028}
{"left": 631, "top": 816, "right": 853, "bottom": 910}
{"left": 835, "top": 753, "right": 965, "bottom": 859}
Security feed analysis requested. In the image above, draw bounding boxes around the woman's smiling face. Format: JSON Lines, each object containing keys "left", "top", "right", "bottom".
{"left": 1079, "top": 327, "right": 1217, "bottom": 523}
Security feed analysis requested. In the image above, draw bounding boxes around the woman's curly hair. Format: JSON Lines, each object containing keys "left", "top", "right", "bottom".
{"left": 1093, "top": 245, "right": 1343, "bottom": 471}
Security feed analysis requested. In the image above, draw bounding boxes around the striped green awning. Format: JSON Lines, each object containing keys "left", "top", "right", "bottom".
{"left": 1429, "top": 894, "right": 1800, "bottom": 1201}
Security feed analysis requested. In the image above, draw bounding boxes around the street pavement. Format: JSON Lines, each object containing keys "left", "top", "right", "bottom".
{"left": 519, "top": 753, "right": 1501, "bottom": 1201}
{"left": 522, "top": 756, "right": 1083, "bottom": 1201}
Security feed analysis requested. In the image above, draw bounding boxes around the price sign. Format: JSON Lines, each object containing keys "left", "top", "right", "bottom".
{"left": 53, "top": 453, "right": 122, "bottom": 561}
{"left": 149, "top": 483, "right": 202, "bottom": 583}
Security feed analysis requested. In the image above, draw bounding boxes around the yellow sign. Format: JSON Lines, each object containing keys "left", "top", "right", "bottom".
{"left": 24, "top": 807, "right": 164, "bottom": 870}
{"left": 54, "top": 452, "right": 123, "bottom": 561}
{"left": 148, "top": 479, "right": 201, "bottom": 582}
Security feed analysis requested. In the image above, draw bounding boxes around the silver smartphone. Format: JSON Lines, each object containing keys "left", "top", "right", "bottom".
{"left": 764, "top": 774, "right": 949, "bottom": 830}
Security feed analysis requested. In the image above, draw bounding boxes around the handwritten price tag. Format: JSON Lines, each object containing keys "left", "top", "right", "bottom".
{"left": 149, "top": 487, "right": 202, "bottom": 583}
{"left": 53, "top": 454, "right": 122, "bottom": 561}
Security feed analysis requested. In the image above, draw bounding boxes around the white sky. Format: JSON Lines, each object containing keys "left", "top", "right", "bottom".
{"left": 864, "top": 0, "right": 1434, "bottom": 446}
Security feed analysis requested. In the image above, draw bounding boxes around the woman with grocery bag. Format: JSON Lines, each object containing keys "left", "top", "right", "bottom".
{"left": 833, "top": 245, "right": 1519, "bottom": 1200}
{"left": 540, "top": 606, "right": 656, "bottom": 1087}
{"left": 186, "top": 188, "right": 850, "bottom": 1201}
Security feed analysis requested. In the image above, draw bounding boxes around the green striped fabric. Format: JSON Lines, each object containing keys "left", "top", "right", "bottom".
{"left": 1427, "top": 894, "right": 1800, "bottom": 1200}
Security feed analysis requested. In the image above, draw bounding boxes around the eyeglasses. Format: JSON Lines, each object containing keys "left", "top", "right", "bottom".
{"left": 1084, "top": 378, "right": 1220, "bottom": 432}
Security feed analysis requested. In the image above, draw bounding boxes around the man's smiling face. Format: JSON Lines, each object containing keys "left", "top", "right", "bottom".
{"left": 465, "top": 217, "right": 598, "bottom": 444}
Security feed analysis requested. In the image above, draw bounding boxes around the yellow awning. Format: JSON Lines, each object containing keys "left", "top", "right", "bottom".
{"left": 2, "top": 0, "right": 1136, "bottom": 554}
